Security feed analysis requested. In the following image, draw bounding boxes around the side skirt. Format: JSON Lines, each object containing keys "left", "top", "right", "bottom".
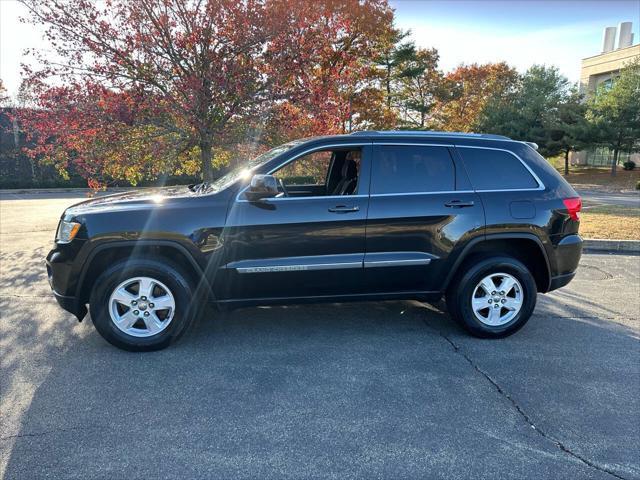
{"left": 215, "top": 290, "right": 443, "bottom": 310}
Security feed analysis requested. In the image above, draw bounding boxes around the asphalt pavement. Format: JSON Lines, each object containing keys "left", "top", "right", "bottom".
{"left": 576, "top": 189, "right": 640, "bottom": 208}
{"left": 1, "top": 194, "right": 639, "bottom": 480}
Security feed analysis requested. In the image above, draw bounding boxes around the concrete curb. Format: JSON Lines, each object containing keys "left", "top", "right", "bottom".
{"left": 584, "top": 239, "right": 640, "bottom": 254}
{"left": 0, "top": 187, "right": 142, "bottom": 194}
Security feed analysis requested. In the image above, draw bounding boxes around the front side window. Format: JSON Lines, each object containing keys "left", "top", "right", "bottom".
{"left": 371, "top": 145, "right": 455, "bottom": 194}
{"left": 274, "top": 151, "right": 333, "bottom": 186}
{"left": 458, "top": 148, "right": 538, "bottom": 190}
{"left": 207, "top": 140, "right": 305, "bottom": 192}
{"left": 272, "top": 148, "right": 362, "bottom": 197}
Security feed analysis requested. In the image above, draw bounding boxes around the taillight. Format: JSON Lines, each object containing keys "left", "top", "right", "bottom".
{"left": 563, "top": 197, "right": 582, "bottom": 221}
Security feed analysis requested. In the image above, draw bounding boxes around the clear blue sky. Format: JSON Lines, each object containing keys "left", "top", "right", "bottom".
{"left": 1, "top": 0, "right": 639, "bottom": 98}
{"left": 392, "top": 0, "right": 639, "bottom": 81}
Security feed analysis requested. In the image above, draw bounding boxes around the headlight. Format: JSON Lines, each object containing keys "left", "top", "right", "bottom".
{"left": 56, "top": 221, "right": 81, "bottom": 244}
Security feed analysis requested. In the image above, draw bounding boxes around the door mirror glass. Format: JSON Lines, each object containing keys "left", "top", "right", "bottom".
{"left": 245, "top": 174, "right": 278, "bottom": 201}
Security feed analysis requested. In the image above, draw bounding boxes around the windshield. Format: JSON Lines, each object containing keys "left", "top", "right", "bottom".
{"left": 204, "top": 140, "right": 306, "bottom": 193}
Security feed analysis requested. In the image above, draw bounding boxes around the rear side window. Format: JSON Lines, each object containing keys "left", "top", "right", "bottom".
{"left": 371, "top": 145, "right": 455, "bottom": 194}
{"left": 459, "top": 147, "right": 538, "bottom": 190}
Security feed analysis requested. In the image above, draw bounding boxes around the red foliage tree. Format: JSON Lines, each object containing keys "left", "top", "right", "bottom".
{"left": 438, "top": 62, "right": 519, "bottom": 132}
{"left": 19, "top": 0, "right": 393, "bottom": 183}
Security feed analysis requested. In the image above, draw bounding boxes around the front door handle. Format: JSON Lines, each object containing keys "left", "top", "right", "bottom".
{"left": 445, "top": 200, "right": 475, "bottom": 208}
{"left": 328, "top": 205, "right": 360, "bottom": 213}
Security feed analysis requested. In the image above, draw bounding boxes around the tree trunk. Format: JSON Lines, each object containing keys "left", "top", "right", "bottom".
{"left": 200, "top": 141, "right": 214, "bottom": 182}
{"left": 611, "top": 148, "right": 619, "bottom": 176}
{"left": 386, "top": 64, "right": 392, "bottom": 109}
{"left": 564, "top": 149, "right": 570, "bottom": 176}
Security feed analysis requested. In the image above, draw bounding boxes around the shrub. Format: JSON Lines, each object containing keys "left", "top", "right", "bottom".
{"left": 623, "top": 160, "right": 636, "bottom": 170}
{"left": 636, "top": 180, "right": 640, "bottom": 190}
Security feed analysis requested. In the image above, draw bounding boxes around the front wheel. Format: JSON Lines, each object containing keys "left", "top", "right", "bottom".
{"left": 89, "top": 259, "right": 196, "bottom": 351}
{"left": 446, "top": 256, "right": 537, "bottom": 338}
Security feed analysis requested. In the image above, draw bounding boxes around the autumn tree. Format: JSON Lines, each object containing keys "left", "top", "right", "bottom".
{"left": 19, "top": 0, "right": 394, "bottom": 183}
{"left": 586, "top": 60, "right": 640, "bottom": 176}
{"left": 0, "top": 80, "right": 9, "bottom": 107}
{"left": 438, "top": 62, "right": 518, "bottom": 132}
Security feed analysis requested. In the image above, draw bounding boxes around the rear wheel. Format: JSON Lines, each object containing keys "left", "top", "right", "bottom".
{"left": 446, "top": 256, "right": 537, "bottom": 338}
{"left": 89, "top": 259, "right": 196, "bottom": 351}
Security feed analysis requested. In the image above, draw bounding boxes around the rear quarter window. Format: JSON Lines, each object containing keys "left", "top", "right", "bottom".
{"left": 371, "top": 145, "right": 455, "bottom": 194}
{"left": 458, "top": 147, "right": 538, "bottom": 190}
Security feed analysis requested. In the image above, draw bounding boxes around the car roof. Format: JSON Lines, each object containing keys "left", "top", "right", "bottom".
{"left": 350, "top": 130, "right": 511, "bottom": 141}
{"left": 295, "top": 131, "right": 539, "bottom": 151}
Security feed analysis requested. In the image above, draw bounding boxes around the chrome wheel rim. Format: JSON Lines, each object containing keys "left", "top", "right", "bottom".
{"left": 471, "top": 273, "right": 523, "bottom": 327}
{"left": 108, "top": 277, "right": 175, "bottom": 338}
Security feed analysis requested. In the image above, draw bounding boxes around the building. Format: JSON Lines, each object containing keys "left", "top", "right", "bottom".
{"left": 572, "top": 22, "right": 640, "bottom": 167}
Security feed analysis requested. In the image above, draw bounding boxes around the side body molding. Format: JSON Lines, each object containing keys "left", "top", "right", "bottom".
{"left": 224, "top": 251, "right": 438, "bottom": 273}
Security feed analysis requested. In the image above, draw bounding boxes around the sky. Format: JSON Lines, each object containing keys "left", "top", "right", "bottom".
{"left": 391, "top": 0, "right": 640, "bottom": 80}
{"left": 1, "top": 0, "right": 639, "bottom": 99}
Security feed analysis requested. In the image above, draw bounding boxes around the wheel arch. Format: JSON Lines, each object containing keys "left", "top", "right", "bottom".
{"left": 444, "top": 233, "right": 551, "bottom": 293}
{"left": 76, "top": 240, "right": 211, "bottom": 307}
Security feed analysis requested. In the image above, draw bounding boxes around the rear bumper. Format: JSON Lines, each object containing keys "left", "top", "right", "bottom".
{"left": 548, "top": 272, "right": 576, "bottom": 291}
{"left": 548, "top": 234, "right": 583, "bottom": 292}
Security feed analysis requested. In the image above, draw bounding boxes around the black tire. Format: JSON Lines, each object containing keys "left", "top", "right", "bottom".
{"left": 446, "top": 255, "right": 537, "bottom": 338}
{"left": 89, "top": 258, "right": 197, "bottom": 351}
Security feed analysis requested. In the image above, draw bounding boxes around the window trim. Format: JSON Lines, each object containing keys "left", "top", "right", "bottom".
{"left": 235, "top": 141, "right": 545, "bottom": 202}
{"left": 236, "top": 142, "right": 370, "bottom": 203}
{"left": 455, "top": 145, "right": 546, "bottom": 192}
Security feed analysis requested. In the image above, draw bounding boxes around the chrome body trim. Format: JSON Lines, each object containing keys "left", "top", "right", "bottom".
{"left": 370, "top": 190, "right": 474, "bottom": 197}
{"left": 236, "top": 262, "right": 362, "bottom": 274}
{"left": 364, "top": 258, "right": 432, "bottom": 268}
{"left": 226, "top": 251, "right": 438, "bottom": 273}
{"left": 234, "top": 141, "right": 546, "bottom": 203}
{"left": 363, "top": 251, "right": 436, "bottom": 268}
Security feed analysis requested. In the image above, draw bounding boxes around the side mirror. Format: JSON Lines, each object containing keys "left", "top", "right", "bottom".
{"left": 245, "top": 174, "right": 278, "bottom": 201}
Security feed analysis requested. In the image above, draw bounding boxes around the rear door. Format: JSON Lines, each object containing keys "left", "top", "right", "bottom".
{"left": 364, "top": 142, "right": 485, "bottom": 293}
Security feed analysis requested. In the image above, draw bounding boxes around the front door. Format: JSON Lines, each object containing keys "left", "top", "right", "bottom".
{"left": 215, "top": 143, "right": 372, "bottom": 301}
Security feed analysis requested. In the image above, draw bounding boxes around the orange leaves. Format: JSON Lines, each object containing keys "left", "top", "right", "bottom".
{"left": 439, "top": 62, "right": 519, "bottom": 132}
{"left": 18, "top": 0, "right": 396, "bottom": 183}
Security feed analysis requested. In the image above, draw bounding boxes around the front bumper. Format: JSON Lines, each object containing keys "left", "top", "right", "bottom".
{"left": 46, "top": 245, "right": 87, "bottom": 321}
{"left": 51, "top": 287, "right": 87, "bottom": 321}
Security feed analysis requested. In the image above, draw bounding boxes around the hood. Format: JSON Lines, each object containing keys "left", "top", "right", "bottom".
{"left": 64, "top": 186, "right": 194, "bottom": 216}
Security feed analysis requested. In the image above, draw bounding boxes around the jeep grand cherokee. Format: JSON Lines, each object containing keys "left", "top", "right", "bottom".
{"left": 46, "top": 131, "right": 583, "bottom": 351}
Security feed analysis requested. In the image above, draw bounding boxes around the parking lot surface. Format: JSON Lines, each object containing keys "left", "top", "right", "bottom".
{"left": 1, "top": 193, "right": 639, "bottom": 479}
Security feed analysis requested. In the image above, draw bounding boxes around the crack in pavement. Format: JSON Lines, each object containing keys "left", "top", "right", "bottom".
{"left": 423, "top": 320, "right": 629, "bottom": 480}
{"left": 0, "top": 294, "right": 50, "bottom": 299}
{"left": 0, "top": 425, "right": 91, "bottom": 442}
{"left": 0, "top": 409, "right": 144, "bottom": 443}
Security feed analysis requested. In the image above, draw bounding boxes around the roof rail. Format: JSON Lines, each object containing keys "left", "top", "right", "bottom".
{"left": 351, "top": 130, "right": 511, "bottom": 141}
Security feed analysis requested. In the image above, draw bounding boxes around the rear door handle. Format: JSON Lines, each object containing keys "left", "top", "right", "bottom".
{"left": 328, "top": 205, "right": 360, "bottom": 213}
{"left": 445, "top": 200, "right": 475, "bottom": 208}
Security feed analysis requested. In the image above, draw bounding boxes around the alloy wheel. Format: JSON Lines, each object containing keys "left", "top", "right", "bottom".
{"left": 471, "top": 272, "right": 523, "bottom": 326}
{"left": 108, "top": 276, "right": 176, "bottom": 337}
